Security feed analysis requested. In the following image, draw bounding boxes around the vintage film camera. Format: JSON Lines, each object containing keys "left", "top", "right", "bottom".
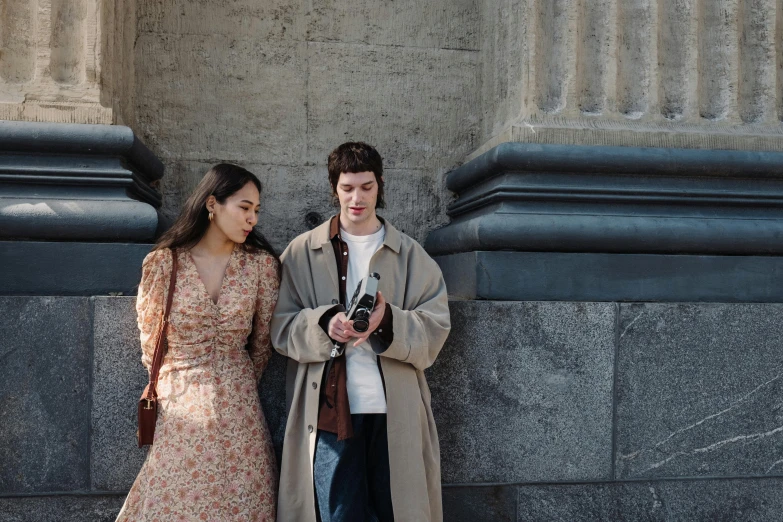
{"left": 346, "top": 272, "right": 381, "bottom": 333}
{"left": 328, "top": 272, "right": 381, "bottom": 361}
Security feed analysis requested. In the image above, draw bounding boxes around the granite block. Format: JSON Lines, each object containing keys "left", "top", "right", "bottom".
{"left": 442, "top": 485, "right": 516, "bottom": 522}
{"left": 259, "top": 351, "right": 288, "bottom": 464}
{"left": 616, "top": 303, "right": 783, "bottom": 479}
{"left": 0, "top": 494, "right": 125, "bottom": 522}
{"left": 517, "top": 478, "right": 783, "bottom": 522}
{"left": 0, "top": 297, "right": 91, "bottom": 493}
{"left": 91, "top": 297, "right": 148, "bottom": 491}
{"left": 429, "top": 301, "right": 616, "bottom": 483}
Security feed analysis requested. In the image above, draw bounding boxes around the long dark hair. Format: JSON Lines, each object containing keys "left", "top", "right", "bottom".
{"left": 154, "top": 163, "right": 278, "bottom": 261}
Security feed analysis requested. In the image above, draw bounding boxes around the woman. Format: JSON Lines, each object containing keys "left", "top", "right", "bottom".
{"left": 116, "top": 164, "right": 279, "bottom": 521}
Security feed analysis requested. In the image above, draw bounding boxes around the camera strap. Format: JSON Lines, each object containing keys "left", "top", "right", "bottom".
{"left": 322, "top": 341, "right": 344, "bottom": 408}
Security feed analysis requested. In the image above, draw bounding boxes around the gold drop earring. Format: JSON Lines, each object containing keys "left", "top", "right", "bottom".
{"left": 208, "top": 211, "right": 214, "bottom": 222}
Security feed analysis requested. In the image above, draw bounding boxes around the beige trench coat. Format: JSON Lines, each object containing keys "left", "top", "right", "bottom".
{"left": 270, "top": 218, "right": 451, "bottom": 522}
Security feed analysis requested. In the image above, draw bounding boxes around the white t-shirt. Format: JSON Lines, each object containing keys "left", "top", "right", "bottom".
{"left": 342, "top": 226, "right": 387, "bottom": 414}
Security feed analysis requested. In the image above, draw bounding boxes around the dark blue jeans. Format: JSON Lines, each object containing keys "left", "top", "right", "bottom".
{"left": 314, "top": 414, "right": 394, "bottom": 522}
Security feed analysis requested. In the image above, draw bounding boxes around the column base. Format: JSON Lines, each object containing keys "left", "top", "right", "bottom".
{"left": 436, "top": 251, "right": 783, "bottom": 302}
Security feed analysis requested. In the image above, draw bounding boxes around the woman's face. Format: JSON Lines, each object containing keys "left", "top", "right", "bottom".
{"left": 210, "top": 182, "right": 260, "bottom": 243}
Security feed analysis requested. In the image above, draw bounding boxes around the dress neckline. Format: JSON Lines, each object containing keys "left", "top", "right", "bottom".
{"left": 186, "top": 244, "right": 237, "bottom": 306}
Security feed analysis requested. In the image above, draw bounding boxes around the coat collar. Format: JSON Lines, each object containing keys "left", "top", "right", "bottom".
{"left": 308, "top": 214, "right": 401, "bottom": 254}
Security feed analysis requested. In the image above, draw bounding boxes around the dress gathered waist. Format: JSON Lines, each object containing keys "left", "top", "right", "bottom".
{"left": 145, "top": 342, "right": 250, "bottom": 374}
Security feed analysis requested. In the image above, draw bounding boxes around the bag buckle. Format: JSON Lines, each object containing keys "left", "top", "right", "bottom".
{"left": 143, "top": 398, "right": 155, "bottom": 410}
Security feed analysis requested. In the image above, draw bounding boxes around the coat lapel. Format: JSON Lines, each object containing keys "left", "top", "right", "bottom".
{"left": 307, "top": 219, "right": 339, "bottom": 305}
{"left": 319, "top": 242, "right": 339, "bottom": 304}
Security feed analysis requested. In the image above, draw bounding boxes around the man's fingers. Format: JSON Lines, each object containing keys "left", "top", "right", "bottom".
{"left": 343, "top": 325, "right": 361, "bottom": 338}
{"left": 354, "top": 335, "right": 369, "bottom": 347}
{"left": 329, "top": 317, "right": 352, "bottom": 342}
{"left": 331, "top": 330, "right": 350, "bottom": 343}
{"left": 328, "top": 314, "right": 346, "bottom": 330}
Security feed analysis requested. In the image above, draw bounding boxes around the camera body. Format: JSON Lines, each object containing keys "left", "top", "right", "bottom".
{"left": 346, "top": 272, "right": 380, "bottom": 333}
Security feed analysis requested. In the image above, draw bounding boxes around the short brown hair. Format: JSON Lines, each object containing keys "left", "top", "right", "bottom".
{"left": 327, "top": 142, "right": 385, "bottom": 209}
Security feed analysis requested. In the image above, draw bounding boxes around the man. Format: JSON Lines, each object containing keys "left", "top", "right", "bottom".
{"left": 271, "top": 142, "right": 451, "bottom": 522}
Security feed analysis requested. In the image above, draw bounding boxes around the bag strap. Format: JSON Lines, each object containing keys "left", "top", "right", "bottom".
{"left": 145, "top": 249, "right": 179, "bottom": 400}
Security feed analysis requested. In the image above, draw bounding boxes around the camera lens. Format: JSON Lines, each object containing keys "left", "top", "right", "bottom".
{"left": 353, "top": 308, "right": 370, "bottom": 332}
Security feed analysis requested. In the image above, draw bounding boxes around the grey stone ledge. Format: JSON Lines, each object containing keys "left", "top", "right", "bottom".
{"left": 0, "top": 494, "right": 126, "bottom": 522}
{"left": 0, "top": 241, "right": 152, "bottom": 296}
{"left": 517, "top": 477, "right": 783, "bottom": 522}
{"left": 436, "top": 251, "right": 783, "bottom": 302}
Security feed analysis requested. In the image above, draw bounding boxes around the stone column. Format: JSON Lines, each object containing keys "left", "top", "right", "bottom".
{"left": 0, "top": 0, "right": 153, "bottom": 297}
{"left": 476, "top": 0, "right": 783, "bottom": 158}
{"left": 431, "top": 0, "right": 783, "bottom": 301}
{"left": 0, "top": 0, "right": 134, "bottom": 125}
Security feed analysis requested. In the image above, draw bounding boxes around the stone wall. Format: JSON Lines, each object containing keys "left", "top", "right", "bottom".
{"left": 475, "top": 0, "right": 783, "bottom": 157}
{"left": 2, "top": 297, "right": 782, "bottom": 521}
{"left": 124, "top": 0, "right": 481, "bottom": 251}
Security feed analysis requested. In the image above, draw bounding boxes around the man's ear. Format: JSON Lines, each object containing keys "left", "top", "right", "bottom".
{"left": 205, "top": 195, "right": 217, "bottom": 213}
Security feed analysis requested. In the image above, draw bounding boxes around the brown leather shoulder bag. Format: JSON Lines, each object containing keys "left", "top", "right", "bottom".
{"left": 137, "top": 249, "right": 178, "bottom": 447}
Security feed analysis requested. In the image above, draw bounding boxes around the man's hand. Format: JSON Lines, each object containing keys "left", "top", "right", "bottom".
{"left": 327, "top": 311, "right": 354, "bottom": 343}
{"left": 328, "top": 292, "right": 387, "bottom": 346}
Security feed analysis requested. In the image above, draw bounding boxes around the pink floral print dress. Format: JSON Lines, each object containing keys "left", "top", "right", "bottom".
{"left": 116, "top": 246, "right": 279, "bottom": 522}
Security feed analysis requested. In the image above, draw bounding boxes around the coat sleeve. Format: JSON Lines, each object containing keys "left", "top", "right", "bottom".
{"left": 136, "top": 249, "right": 172, "bottom": 372}
{"left": 270, "top": 248, "right": 336, "bottom": 364}
{"left": 373, "top": 250, "right": 451, "bottom": 371}
{"left": 248, "top": 252, "right": 280, "bottom": 382}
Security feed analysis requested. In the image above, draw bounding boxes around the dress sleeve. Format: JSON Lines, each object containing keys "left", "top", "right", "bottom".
{"left": 248, "top": 252, "right": 280, "bottom": 382}
{"left": 136, "top": 249, "right": 172, "bottom": 371}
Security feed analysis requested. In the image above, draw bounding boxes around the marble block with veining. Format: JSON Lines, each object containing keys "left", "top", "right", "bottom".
{"left": 428, "top": 300, "right": 616, "bottom": 484}
{"left": 615, "top": 303, "right": 783, "bottom": 479}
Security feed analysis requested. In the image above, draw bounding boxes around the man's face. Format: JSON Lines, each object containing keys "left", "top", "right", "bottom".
{"left": 336, "top": 170, "right": 379, "bottom": 227}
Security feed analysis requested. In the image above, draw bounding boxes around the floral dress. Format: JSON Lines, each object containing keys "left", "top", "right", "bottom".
{"left": 116, "top": 246, "right": 279, "bottom": 522}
